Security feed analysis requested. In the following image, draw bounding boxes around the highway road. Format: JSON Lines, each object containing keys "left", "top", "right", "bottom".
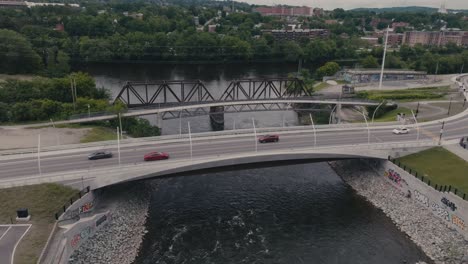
{"left": 0, "top": 111, "right": 467, "bottom": 182}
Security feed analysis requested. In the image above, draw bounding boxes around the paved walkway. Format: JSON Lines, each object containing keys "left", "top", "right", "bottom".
{"left": 0, "top": 224, "right": 31, "bottom": 264}
{"left": 444, "top": 143, "right": 468, "bottom": 162}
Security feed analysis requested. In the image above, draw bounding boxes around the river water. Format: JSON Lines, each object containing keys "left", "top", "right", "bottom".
{"left": 83, "top": 63, "right": 302, "bottom": 134}
{"left": 134, "top": 162, "right": 431, "bottom": 264}
{"left": 85, "top": 64, "right": 430, "bottom": 263}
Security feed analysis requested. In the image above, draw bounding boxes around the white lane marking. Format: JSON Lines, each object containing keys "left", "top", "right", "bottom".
{"left": 0, "top": 226, "right": 12, "bottom": 241}
{"left": 11, "top": 224, "right": 32, "bottom": 264}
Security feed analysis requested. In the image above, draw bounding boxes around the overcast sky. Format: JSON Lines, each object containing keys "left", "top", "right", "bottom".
{"left": 240, "top": 0, "right": 468, "bottom": 10}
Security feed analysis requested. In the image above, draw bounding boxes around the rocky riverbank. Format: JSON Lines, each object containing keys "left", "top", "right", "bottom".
{"left": 69, "top": 182, "right": 154, "bottom": 264}
{"left": 329, "top": 160, "right": 468, "bottom": 264}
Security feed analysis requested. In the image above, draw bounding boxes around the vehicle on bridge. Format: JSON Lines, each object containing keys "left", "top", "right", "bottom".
{"left": 258, "top": 135, "right": 280, "bottom": 143}
{"left": 392, "top": 127, "right": 410, "bottom": 135}
{"left": 88, "top": 151, "right": 113, "bottom": 160}
{"left": 144, "top": 152, "right": 170, "bottom": 161}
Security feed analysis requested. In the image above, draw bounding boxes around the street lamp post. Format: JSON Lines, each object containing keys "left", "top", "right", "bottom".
{"left": 411, "top": 110, "right": 419, "bottom": 141}
{"left": 329, "top": 104, "right": 338, "bottom": 125}
{"left": 188, "top": 121, "right": 193, "bottom": 160}
{"left": 379, "top": 25, "right": 390, "bottom": 90}
{"left": 360, "top": 111, "right": 370, "bottom": 145}
{"left": 117, "top": 126, "right": 121, "bottom": 166}
{"left": 252, "top": 118, "right": 257, "bottom": 152}
{"left": 37, "top": 134, "right": 41, "bottom": 175}
{"left": 371, "top": 101, "right": 385, "bottom": 124}
{"left": 309, "top": 114, "right": 317, "bottom": 147}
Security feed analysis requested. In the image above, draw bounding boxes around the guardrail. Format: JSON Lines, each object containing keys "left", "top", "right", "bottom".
{"left": 54, "top": 186, "right": 90, "bottom": 220}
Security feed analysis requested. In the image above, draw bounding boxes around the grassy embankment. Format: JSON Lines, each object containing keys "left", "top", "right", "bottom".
{"left": 54, "top": 124, "right": 119, "bottom": 143}
{"left": 357, "top": 86, "right": 450, "bottom": 101}
{"left": 398, "top": 147, "right": 468, "bottom": 194}
{"left": 0, "top": 184, "right": 76, "bottom": 264}
{"left": 372, "top": 107, "right": 413, "bottom": 122}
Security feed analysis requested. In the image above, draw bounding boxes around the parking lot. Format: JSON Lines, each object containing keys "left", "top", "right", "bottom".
{"left": 0, "top": 224, "right": 31, "bottom": 264}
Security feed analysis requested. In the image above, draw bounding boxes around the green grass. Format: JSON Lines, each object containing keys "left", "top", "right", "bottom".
{"left": 373, "top": 107, "right": 412, "bottom": 122}
{"left": 314, "top": 82, "right": 330, "bottom": 91}
{"left": 80, "top": 127, "right": 118, "bottom": 143}
{"left": 398, "top": 147, "right": 468, "bottom": 194}
{"left": 0, "top": 183, "right": 76, "bottom": 264}
{"left": 357, "top": 86, "right": 450, "bottom": 101}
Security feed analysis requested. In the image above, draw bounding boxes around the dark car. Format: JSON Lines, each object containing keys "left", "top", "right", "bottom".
{"left": 88, "top": 151, "right": 113, "bottom": 160}
{"left": 144, "top": 152, "right": 170, "bottom": 161}
{"left": 258, "top": 134, "right": 279, "bottom": 143}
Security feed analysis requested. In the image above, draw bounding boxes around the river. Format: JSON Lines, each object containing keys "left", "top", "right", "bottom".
{"left": 83, "top": 62, "right": 305, "bottom": 134}
{"left": 134, "top": 162, "right": 431, "bottom": 264}
{"left": 84, "top": 63, "right": 431, "bottom": 263}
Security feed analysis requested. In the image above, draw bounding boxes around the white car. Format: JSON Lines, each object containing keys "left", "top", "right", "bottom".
{"left": 392, "top": 127, "right": 410, "bottom": 134}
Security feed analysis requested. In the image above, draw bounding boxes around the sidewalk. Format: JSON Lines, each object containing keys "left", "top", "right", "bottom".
{"left": 444, "top": 144, "right": 468, "bottom": 162}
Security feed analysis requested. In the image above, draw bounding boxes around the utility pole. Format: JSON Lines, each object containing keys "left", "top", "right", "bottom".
{"left": 309, "top": 114, "right": 317, "bottom": 147}
{"left": 415, "top": 102, "right": 420, "bottom": 117}
{"left": 379, "top": 25, "right": 390, "bottom": 90}
{"left": 252, "top": 118, "right": 257, "bottom": 152}
{"left": 411, "top": 110, "right": 419, "bottom": 141}
{"left": 447, "top": 97, "right": 452, "bottom": 116}
{"left": 438, "top": 121, "right": 445, "bottom": 145}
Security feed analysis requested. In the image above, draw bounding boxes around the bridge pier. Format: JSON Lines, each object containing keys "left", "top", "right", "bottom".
{"left": 209, "top": 106, "right": 224, "bottom": 131}
{"left": 156, "top": 113, "right": 163, "bottom": 132}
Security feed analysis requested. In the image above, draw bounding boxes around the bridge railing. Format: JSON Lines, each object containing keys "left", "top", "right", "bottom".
{"left": 0, "top": 121, "right": 434, "bottom": 157}
{"left": 388, "top": 155, "right": 468, "bottom": 201}
{"left": 0, "top": 139, "right": 437, "bottom": 189}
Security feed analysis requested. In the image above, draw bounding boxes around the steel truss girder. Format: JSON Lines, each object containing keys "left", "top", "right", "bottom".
{"left": 219, "top": 78, "right": 310, "bottom": 101}
{"left": 160, "top": 103, "right": 327, "bottom": 120}
{"left": 114, "top": 80, "right": 215, "bottom": 106}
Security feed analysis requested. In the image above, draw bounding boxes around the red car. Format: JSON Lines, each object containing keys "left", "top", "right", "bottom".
{"left": 258, "top": 134, "right": 279, "bottom": 143}
{"left": 144, "top": 152, "right": 170, "bottom": 161}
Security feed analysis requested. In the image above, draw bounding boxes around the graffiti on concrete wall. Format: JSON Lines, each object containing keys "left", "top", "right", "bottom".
{"left": 384, "top": 169, "right": 408, "bottom": 188}
{"left": 452, "top": 214, "right": 466, "bottom": 230}
{"left": 70, "top": 225, "right": 94, "bottom": 248}
{"left": 414, "top": 190, "right": 430, "bottom": 207}
{"left": 431, "top": 202, "right": 450, "bottom": 221}
{"left": 441, "top": 197, "right": 457, "bottom": 212}
{"left": 62, "top": 200, "right": 95, "bottom": 221}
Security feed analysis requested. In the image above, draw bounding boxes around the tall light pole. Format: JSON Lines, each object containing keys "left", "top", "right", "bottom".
{"left": 371, "top": 101, "right": 385, "bottom": 124}
{"left": 37, "top": 134, "right": 41, "bottom": 175}
{"left": 252, "top": 118, "right": 257, "bottom": 152}
{"left": 309, "top": 113, "right": 317, "bottom": 147}
{"left": 117, "top": 126, "right": 121, "bottom": 166}
{"left": 118, "top": 113, "right": 123, "bottom": 138}
{"left": 411, "top": 110, "right": 419, "bottom": 141}
{"left": 379, "top": 24, "right": 390, "bottom": 90}
{"left": 188, "top": 121, "right": 193, "bottom": 160}
{"left": 359, "top": 110, "right": 370, "bottom": 145}
{"left": 329, "top": 104, "right": 338, "bottom": 125}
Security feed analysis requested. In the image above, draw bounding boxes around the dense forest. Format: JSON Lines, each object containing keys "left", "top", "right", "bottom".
{"left": 0, "top": 2, "right": 467, "bottom": 77}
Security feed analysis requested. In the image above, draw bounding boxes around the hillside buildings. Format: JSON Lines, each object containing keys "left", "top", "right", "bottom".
{"left": 403, "top": 31, "right": 468, "bottom": 47}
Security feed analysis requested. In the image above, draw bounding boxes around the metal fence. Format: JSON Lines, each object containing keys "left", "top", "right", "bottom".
{"left": 54, "top": 186, "right": 90, "bottom": 220}
{"left": 388, "top": 156, "right": 468, "bottom": 201}
{"left": 460, "top": 137, "right": 468, "bottom": 149}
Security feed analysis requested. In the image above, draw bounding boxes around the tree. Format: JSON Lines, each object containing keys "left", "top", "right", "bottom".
{"left": 0, "top": 102, "right": 9, "bottom": 122}
{"left": 316, "top": 62, "right": 341, "bottom": 79}
{"left": 0, "top": 29, "right": 43, "bottom": 74}
{"left": 11, "top": 102, "right": 33, "bottom": 122}
{"left": 361, "top": 55, "right": 379, "bottom": 68}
